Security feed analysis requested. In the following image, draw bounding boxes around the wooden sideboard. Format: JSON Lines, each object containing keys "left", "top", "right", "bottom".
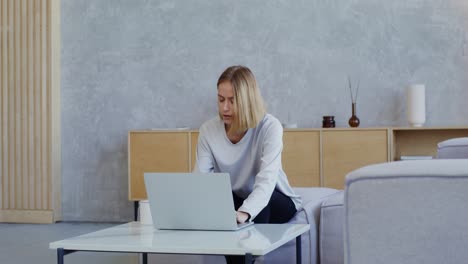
{"left": 128, "top": 127, "right": 468, "bottom": 201}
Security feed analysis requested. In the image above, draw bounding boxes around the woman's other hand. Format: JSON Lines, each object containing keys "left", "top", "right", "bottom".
{"left": 236, "top": 211, "right": 250, "bottom": 224}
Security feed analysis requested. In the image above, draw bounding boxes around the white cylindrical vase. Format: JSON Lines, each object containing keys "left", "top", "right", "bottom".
{"left": 407, "top": 84, "right": 426, "bottom": 127}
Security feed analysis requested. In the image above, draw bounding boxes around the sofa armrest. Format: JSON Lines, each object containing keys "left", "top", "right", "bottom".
{"left": 320, "top": 191, "right": 344, "bottom": 264}
{"left": 437, "top": 137, "right": 468, "bottom": 159}
{"left": 262, "top": 187, "right": 340, "bottom": 264}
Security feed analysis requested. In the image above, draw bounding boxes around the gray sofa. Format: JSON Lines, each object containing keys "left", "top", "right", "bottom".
{"left": 319, "top": 137, "right": 468, "bottom": 264}
{"left": 344, "top": 160, "right": 468, "bottom": 264}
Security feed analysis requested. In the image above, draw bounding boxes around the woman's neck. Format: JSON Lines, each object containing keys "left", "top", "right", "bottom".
{"left": 225, "top": 125, "right": 247, "bottom": 144}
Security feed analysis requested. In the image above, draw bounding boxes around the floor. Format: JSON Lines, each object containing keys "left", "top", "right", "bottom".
{"left": 0, "top": 222, "right": 222, "bottom": 264}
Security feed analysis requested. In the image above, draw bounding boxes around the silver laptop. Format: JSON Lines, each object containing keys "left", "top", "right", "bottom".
{"left": 144, "top": 173, "right": 254, "bottom": 231}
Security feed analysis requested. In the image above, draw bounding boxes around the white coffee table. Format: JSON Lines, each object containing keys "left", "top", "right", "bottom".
{"left": 50, "top": 222, "right": 309, "bottom": 264}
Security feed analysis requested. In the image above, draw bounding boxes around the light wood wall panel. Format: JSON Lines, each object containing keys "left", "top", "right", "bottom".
{"left": 0, "top": 0, "right": 60, "bottom": 223}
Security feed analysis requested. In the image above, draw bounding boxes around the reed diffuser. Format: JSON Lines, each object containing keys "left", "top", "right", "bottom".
{"left": 348, "top": 76, "right": 360, "bottom": 127}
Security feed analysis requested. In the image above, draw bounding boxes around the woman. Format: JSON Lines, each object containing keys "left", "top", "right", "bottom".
{"left": 194, "top": 65, "right": 302, "bottom": 226}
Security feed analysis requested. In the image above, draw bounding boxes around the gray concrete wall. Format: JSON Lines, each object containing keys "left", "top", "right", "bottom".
{"left": 61, "top": 0, "right": 468, "bottom": 221}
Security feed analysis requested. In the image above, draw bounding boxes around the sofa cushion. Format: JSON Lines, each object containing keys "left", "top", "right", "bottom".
{"left": 320, "top": 191, "right": 344, "bottom": 264}
{"left": 437, "top": 137, "right": 468, "bottom": 159}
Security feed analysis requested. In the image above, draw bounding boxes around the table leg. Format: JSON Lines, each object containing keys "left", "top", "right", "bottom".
{"left": 142, "top": 253, "right": 148, "bottom": 264}
{"left": 296, "top": 235, "right": 302, "bottom": 264}
{"left": 244, "top": 253, "right": 253, "bottom": 264}
{"left": 134, "top": 201, "right": 139, "bottom": 221}
{"left": 57, "top": 248, "right": 76, "bottom": 264}
{"left": 58, "top": 248, "right": 64, "bottom": 264}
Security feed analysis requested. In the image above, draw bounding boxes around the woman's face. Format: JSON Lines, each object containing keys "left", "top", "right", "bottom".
{"left": 217, "top": 81, "right": 235, "bottom": 127}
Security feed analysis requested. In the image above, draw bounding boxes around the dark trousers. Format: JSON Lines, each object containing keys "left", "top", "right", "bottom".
{"left": 225, "top": 189, "right": 297, "bottom": 264}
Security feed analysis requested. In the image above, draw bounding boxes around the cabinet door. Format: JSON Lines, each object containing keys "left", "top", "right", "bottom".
{"left": 282, "top": 131, "right": 320, "bottom": 187}
{"left": 322, "top": 130, "right": 388, "bottom": 189}
{"left": 190, "top": 132, "right": 199, "bottom": 171}
{"left": 128, "top": 132, "right": 189, "bottom": 200}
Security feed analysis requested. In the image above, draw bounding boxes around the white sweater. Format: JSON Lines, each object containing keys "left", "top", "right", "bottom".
{"left": 193, "top": 114, "right": 302, "bottom": 219}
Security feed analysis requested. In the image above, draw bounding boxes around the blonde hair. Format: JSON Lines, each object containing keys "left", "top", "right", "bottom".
{"left": 217, "top": 65, "right": 266, "bottom": 133}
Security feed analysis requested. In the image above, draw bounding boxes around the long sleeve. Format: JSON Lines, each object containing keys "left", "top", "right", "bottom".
{"left": 238, "top": 121, "right": 283, "bottom": 219}
{"left": 193, "top": 129, "right": 214, "bottom": 173}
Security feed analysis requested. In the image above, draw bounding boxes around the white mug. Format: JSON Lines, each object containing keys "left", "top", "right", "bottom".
{"left": 139, "top": 200, "right": 153, "bottom": 225}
